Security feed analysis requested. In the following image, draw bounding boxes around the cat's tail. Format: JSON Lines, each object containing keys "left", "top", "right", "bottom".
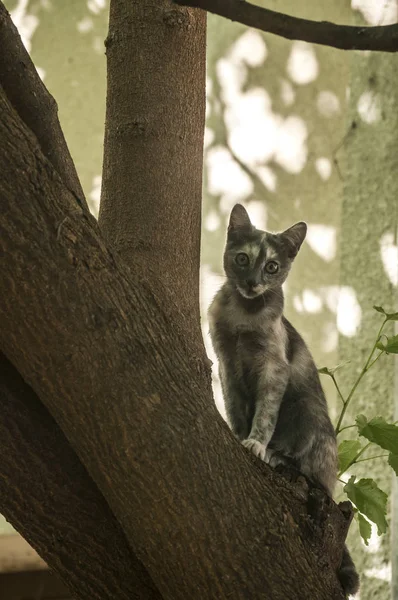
{"left": 338, "top": 544, "right": 359, "bottom": 597}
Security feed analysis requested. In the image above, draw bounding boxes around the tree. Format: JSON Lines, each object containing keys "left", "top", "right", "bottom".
{"left": 2, "top": 0, "right": 391, "bottom": 597}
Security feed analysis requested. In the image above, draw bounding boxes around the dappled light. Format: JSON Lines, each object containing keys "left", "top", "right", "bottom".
{"left": 87, "top": 0, "right": 106, "bottom": 15}
{"left": 77, "top": 16, "right": 94, "bottom": 33}
{"left": 89, "top": 174, "right": 102, "bottom": 217}
{"left": 317, "top": 90, "right": 341, "bottom": 117}
{"left": 306, "top": 224, "right": 336, "bottom": 261}
{"left": 336, "top": 287, "right": 362, "bottom": 337}
{"left": 10, "top": 0, "right": 38, "bottom": 52}
{"left": 379, "top": 232, "right": 398, "bottom": 286}
{"left": 286, "top": 41, "right": 319, "bottom": 85}
{"left": 352, "top": 0, "right": 398, "bottom": 26}
{"left": 206, "top": 146, "right": 253, "bottom": 206}
{"left": 365, "top": 560, "right": 391, "bottom": 584}
{"left": 315, "top": 157, "right": 332, "bottom": 181}
{"left": 230, "top": 29, "right": 267, "bottom": 67}
{"left": 279, "top": 78, "right": 295, "bottom": 106}
{"left": 357, "top": 90, "right": 382, "bottom": 123}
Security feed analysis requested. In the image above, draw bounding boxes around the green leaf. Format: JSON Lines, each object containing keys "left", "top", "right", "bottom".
{"left": 338, "top": 440, "right": 362, "bottom": 473}
{"left": 317, "top": 361, "right": 350, "bottom": 377}
{"left": 376, "top": 334, "right": 398, "bottom": 354}
{"left": 357, "top": 512, "right": 372, "bottom": 546}
{"left": 356, "top": 415, "right": 398, "bottom": 454}
{"left": 374, "top": 305, "right": 386, "bottom": 315}
{"left": 388, "top": 453, "right": 398, "bottom": 476}
{"left": 356, "top": 414, "right": 367, "bottom": 430}
{"left": 344, "top": 476, "right": 387, "bottom": 535}
{"left": 384, "top": 335, "right": 398, "bottom": 353}
{"left": 317, "top": 366, "right": 331, "bottom": 375}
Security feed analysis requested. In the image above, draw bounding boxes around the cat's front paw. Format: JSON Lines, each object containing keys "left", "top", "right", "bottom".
{"left": 242, "top": 438, "right": 266, "bottom": 461}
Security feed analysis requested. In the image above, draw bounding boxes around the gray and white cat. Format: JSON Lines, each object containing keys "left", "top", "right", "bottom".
{"left": 208, "top": 204, "right": 359, "bottom": 597}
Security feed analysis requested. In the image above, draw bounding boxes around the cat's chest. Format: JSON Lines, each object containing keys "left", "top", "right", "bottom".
{"left": 235, "top": 330, "right": 267, "bottom": 354}
{"left": 234, "top": 329, "right": 269, "bottom": 375}
{"left": 228, "top": 317, "right": 287, "bottom": 376}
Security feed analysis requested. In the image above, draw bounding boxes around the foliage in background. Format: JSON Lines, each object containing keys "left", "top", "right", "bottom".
{"left": 319, "top": 306, "right": 398, "bottom": 545}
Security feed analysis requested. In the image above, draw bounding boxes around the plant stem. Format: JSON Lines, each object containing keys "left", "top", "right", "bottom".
{"left": 367, "top": 352, "right": 384, "bottom": 370}
{"left": 331, "top": 374, "right": 346, "bottom": 404}
{"left": 363, "top": 319, "right": 387, "bottom": 370}
{"left": 338, "top": 442, "right": 371, "bottom": 477}
{"left": 335, "top": 318, "right": 387, "bottom": 435}
{"left": 355, "top": 454, "right": 389, "bottom": 463}
{"left": 337, "top": 424, "right": 356, "bottom": 434}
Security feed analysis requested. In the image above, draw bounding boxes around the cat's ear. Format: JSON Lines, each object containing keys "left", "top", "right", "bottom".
{"left": 280, "top": 222, "right": 307, "bottom": 258}
{"left": 228, "top": 204, "right": 252, "bottom": 233}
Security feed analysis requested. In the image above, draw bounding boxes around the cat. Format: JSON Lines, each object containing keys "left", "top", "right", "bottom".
{"left": 208, "top": 204, "right": 359, "bottom": 597}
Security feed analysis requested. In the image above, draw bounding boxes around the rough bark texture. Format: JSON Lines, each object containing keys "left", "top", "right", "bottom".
{"left": 174, "top": 0, "right": 398, "bottom": 52}
{"left": 0, "top": 356, "right": 162, "bottom": 600}
{"left": 99, "top": 0, "right": 206, "bottom": 322}
{"left": 0, "top": 2, "right": 160, "bottom": 597}
{"left": 0, "top": 80, "right": 349, "bottom": 600}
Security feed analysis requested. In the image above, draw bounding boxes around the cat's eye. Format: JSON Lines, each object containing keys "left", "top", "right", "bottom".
{"left": 265, "top": 261, "right": 279, "bottom": 274}
{"left": 235, "top": 253, "right": 249, "bottom": 266}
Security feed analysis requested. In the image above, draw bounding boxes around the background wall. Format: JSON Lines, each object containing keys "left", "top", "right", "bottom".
{"left": 2, "top": 1, "right": 398, "bottom": 598}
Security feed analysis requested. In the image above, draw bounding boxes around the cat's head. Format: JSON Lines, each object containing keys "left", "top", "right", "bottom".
{"left": 223, "top": 204, "right": 307, "bottom": 299}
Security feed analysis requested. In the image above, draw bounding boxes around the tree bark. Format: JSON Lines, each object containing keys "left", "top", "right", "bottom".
{"left": 0, "top": 356, "right": 162, "bottom": 600}
{"left": 0, "top": 2, "right": 88, "bottom": 213}
{"left": 0, "top": 2, "right": 161, "bottom": 597}
{"left": 99, "top": 0, "right": 206, "bottom": 322}
{"left": 0, "top": 79, "right": 348, "bottom": 600}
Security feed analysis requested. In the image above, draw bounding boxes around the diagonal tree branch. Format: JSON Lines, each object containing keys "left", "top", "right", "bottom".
{"left": 0, "top": 356, "right": 163, "bottom": 600}
{"left": 173, "top": 0, "right": 398, "bottom": 52}
{"left": 0, "top": 2, "right": 90, "bottom": 213}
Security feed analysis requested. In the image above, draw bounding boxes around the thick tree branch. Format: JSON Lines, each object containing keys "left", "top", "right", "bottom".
{"left": 0, "top": 356, "right": 163, "bottom": 600}
{"left": 0, "top": 78, "right": 348, "bottom": 600}
{"left": 99, "top": 0, "right": 206, "bottom": 321}
{"left": 173, "top": 0, "right": 398, "bottom": 52}
{"left": 0, "top": 2, "right": 89, "bottom": 213}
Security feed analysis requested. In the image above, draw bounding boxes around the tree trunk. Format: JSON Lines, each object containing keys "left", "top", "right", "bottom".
{"left": 0, "top": 2, "right": 160, "bottom": 596}
{"left": 0, "top": 357, "right": 161, "bottom": 600}
{"left": 99, "top": 0, "right": 206, "bottom": 323}
{"left": 0, "top": 0, "right": 352, "bottom": 598}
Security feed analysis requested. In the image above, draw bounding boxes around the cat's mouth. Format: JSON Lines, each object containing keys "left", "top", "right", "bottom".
{"left": 237, "top": 285, "right": 265, "bottom": 299}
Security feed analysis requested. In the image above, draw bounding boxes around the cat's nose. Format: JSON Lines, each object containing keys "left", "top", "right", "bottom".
{"left": 246, "top": 278, "right": 257, "bottom": 288}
